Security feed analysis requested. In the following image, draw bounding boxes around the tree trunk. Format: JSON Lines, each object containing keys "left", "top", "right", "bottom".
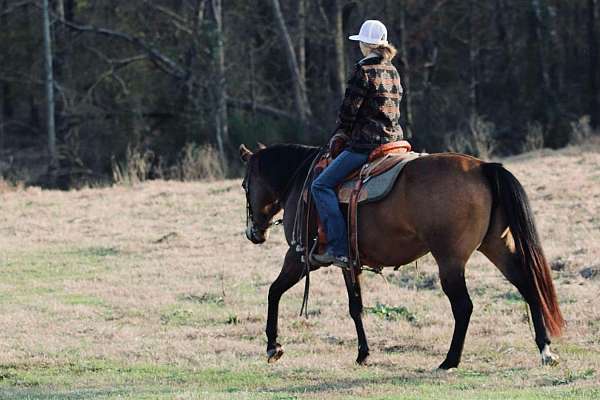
{"left": 0, "top": 83, "right": 4, "bottom": 151}
{"left": 398, "top": 0, "right": 413, "bottom": 138}
{"left": 333, "top": 0, "right": 346, "bottom": 101}
{"left": 529, "top": 0, "right": 557, "bottom": 121}
{"left": 270, "top": 0, "right": 312, "bottom": 127}
{"left": 0, "top": 0, "right": 12, "bottom": 151}
{"left": 181, "top": 0, "right": 206, "bottom": 136}
{"left": 55, "top": 0, "right": 65, "bottom": 19}
{"left": 42, "top": 0, "right": 58, "bottom": 174}
{"left": 530, "top": 0, "right": 567, "bottom": 146}
{"left": 495, "top": 0, "right": 518, "bottom": 137}
{"left": 588, "top": 0, "right": 599, "bottom": 128}
{"left": 423, "top": 42, "right": 438, "bottom": 139}
{"left": 210, "top": 0, "right": 229, "bottom": 167}
{"left": 296, "top": 0, "right": 306, "bottom": 86}
{"left": 467, "top": 0, "right": 478, "bottom": 119}
{"left": 249, "top": 40, "right": 257, "bottom": 116}
{"left": 0, "top": 81, "right": 10, "bottom": 119}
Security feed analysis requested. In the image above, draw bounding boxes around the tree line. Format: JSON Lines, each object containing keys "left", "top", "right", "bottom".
{"left": 0, "top": 0, "right": 598, "bottom": 187}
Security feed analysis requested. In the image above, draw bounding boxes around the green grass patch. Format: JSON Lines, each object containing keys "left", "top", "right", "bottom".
{"left": 177, "top": 292, "right": 224, "bottom": 305}
{"left": 62, "top": 294, "right": 107, "bottom": 307}
{"left": 497, "top": 290, "right": 524, "bottom": 304}
{"left": 159, "top": 302, "right": 234, "bottom": 326}
{"left": 386, "top": 271, "right": 438, "bottom": 290}
{"left": 365, "top": 303, "right": 417, "bottom": 324}
{"left": 0, "top": 246, "right": 122, "bottom": 285}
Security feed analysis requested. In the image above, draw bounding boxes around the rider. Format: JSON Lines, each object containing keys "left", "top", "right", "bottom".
{"left": 311, "top": 20, "right": 404, "bottom": 268}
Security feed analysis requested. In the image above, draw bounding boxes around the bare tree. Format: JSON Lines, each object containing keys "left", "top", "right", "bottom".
{"left": 296, "top": 0, "right": 306, "bottom": 86}
{"left": 529, "top": 0, "right": 558, "bottom": 125}
{"left": 588, "top": 0, "right": 599, "bottom": 128}
{"left": 333, "top": 0, "right": 346, "bottom": 101}
{"left": 42, "top": 0, "right": 57, "bottom": 174}
{"left": 467, "top": 0, "right": 478, "bottom": 119}
{"left": 209, "top": 0, "right": 229, "bottom": 166}
{"left": 398, "top": 0, "right": 413, "bottom": 138}
{"left": 270, "top": 0, "right": 312, "bottom": 127}
{"left": 495, "top": 0, "right": 518, "bottom": 135}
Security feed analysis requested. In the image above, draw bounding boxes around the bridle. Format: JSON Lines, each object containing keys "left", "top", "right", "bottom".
{"left": 243, "top": 186, "right": 283, "bottom": 233}
{"left": 242, "top": 167, "right": 282, "bottom": 239}
{"left": 242, "top": 148, "right": 322, "bottom": 237}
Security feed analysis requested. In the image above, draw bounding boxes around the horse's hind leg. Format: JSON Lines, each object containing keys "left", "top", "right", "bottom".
{"left": 342, "top": 270, "right": 369, "bottom": 365}
{"left": 433, "top": 255, "right": 473, "bottom": 370}
{"left": 266, "top": 247, "right": 305, "bottom": 363}
{"left": 479, "top": 236, "right": 559, "bottom": 366}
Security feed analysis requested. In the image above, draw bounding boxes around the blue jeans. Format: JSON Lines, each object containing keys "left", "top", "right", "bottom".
{"left": 311, "top": 150, "right": 369, "bottom": 257}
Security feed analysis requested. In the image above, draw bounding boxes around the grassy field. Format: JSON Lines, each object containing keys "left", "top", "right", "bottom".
{"left": 0, "top": 144, "right": 599, "bottom": 399}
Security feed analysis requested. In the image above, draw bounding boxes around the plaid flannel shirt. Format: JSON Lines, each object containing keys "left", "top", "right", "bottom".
{"left": 336, "top": 55, "right": 403, "bottom": 152}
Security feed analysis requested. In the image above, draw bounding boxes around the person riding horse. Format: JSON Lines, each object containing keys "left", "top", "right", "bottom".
{"left": 311, "top": 20, "right": 404, "bottom": 269}
{"left": 239, "top": 20, "right": 563, "bottom": 368}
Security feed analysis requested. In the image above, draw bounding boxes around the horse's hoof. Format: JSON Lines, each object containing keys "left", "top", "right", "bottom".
{"left": 356, "top": 350, "right": 370, "bottom": 365}
{"left": 437, "top": 360, "right": 459, "bottom": 370}
{"left": 267, "top": 344, "right": 284, "bottom": 363}
{"left": 434, "top": 367, "right": 457, "bottom": 374}
{"left": 541, "top": 352, "right": 560, "bottom": 367}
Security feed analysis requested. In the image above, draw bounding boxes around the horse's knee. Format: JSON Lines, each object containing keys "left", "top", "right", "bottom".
{"left": 349, "top": 304, "right": 363, "bottom": 319}
{"left": 445, "top": 288, "right": 472, "bottom": 316}
{"left": 347, "top": 296, "right": 363, "bottom": 319}
{"left": 439, "top": 271, "right": 472, "bottom": 315}
{"left": 268, "top": 283, "right": 283, "bottom": 303}
{"left": 462, "top": 296, "right": 473, "bottom": 316}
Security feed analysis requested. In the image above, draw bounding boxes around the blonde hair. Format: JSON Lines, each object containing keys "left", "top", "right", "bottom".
{"left": 362, "top": 42, "right": 398, "bottom": 61}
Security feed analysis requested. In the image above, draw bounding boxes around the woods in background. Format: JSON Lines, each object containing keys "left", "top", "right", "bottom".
{"left": 0, "top": 0, "right": 599, "bottom": 187}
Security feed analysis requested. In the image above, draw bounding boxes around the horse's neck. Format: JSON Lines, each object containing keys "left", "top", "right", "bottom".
{"left": 260, "top": 145, "right": 318, "bottom": 204}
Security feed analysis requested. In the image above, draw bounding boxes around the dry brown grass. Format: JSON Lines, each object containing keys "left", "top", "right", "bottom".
{"left": 0, "top": 143, "right": 599, "bottom": 398}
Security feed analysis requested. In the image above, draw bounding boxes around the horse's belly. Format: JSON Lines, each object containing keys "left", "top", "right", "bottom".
{"left": 357, "top": 210, "right": 428, "bottom": 266}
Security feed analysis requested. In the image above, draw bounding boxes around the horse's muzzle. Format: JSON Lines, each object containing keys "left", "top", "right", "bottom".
{"left": 246, "top": 225, "right": 268, "bottom": 244}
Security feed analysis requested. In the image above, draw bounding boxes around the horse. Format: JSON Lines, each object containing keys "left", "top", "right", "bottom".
{"left": 239, "top": 142, "right": 564, "bottom": 369}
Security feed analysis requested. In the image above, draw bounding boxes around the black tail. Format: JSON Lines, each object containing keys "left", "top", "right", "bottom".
{"left": 482, "top": 163, "right": 564, "bottom": 336}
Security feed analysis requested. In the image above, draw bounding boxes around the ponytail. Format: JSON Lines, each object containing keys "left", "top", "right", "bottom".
{"left": 373, "top": 43, "right": 398, "bottom": 61}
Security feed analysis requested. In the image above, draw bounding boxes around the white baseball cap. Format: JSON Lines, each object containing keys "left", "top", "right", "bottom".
{"left": 349, "top": 20, "right": 388, "bottom": 45}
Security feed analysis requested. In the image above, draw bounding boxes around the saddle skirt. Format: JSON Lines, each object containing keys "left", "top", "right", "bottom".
{"left": 337, "top": 151, "right": 422, "bottom": 204}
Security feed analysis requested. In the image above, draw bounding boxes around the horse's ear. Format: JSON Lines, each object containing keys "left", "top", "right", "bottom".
{"left": 257, "top": 142, "right": 266, "bottom": 150}
{"left": 239, "top": 144, "right": 253, "bottom": 163}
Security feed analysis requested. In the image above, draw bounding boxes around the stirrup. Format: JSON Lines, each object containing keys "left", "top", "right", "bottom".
{"left": 332, "top": 256, "right": 350, "bottom": 270}
{"left": 309, "top": 252, "right": 333, "bottom": 267}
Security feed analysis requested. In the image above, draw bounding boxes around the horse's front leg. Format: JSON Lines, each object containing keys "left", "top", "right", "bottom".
{"left": 265, "top": 247, "right": 304, "bottom": 363}
{"left": 342, "top": 270, "right": 370, "bottom": 365}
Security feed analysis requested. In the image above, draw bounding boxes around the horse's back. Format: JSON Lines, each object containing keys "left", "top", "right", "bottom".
{"left": 359, "top": 153, "right": 493, "bottom": 265}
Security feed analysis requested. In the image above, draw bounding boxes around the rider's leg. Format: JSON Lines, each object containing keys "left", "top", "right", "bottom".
{"left": 311, "top": 150, "right": 369, "bottom": 257}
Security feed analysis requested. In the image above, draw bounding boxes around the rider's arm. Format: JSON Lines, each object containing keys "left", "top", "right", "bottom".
{"left": 335, "top": 66, "right": 370, "bottom": 137}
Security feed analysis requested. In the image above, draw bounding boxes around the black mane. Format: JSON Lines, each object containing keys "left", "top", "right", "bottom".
{"left": 255, "top": 143, "right": 320, "bottom": 200}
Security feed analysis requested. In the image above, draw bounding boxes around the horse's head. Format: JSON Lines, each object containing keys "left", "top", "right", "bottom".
{"left": 240, "top": 143, "right": 282, "bottom": 244}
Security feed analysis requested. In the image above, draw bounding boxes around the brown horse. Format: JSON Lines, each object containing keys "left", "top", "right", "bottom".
{"left": 240, "top": 143, "right": 564, "bottom": 369}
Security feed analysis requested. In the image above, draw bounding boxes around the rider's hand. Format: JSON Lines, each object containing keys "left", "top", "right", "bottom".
{"left": 329, "top": 132, "right": 350, "bottom": 159}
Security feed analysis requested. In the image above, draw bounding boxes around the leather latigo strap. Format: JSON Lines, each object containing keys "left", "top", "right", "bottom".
{"left": 348, "top": 177, "right": 364, "bottom": 281}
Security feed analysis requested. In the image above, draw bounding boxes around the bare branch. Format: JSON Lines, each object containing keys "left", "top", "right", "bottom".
{"left": 148, "top": 3, "right": 193, "bottom": 34}
{"left": 0, "top": 0, "right": 32, "bottom": 18}
{"left": 270, "top": 0, "right": 312, "bottom": 121}
{"left": 55, "top": 18, "right": 187, "bottom": 80}
{"left": 227, "top": 98, "right": 320, "bottom": 131}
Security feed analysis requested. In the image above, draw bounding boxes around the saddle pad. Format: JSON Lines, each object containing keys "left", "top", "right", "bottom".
{"left": 338, "top": 152, "right": 423, "bottom": 204}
